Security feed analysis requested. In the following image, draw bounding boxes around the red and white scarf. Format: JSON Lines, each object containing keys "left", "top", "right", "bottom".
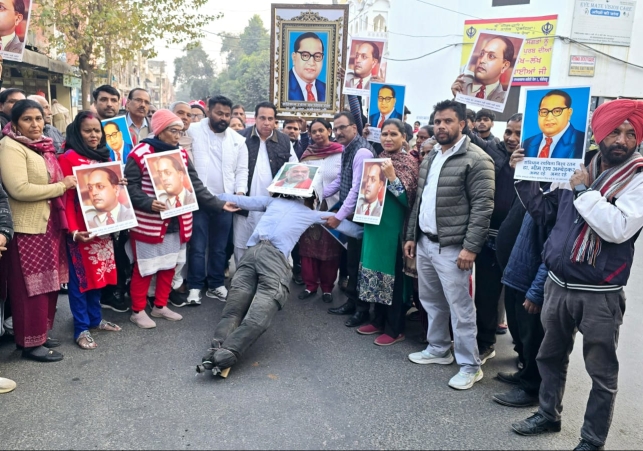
{"left": 571, "top": 152, "right": 643, "bottom": 265}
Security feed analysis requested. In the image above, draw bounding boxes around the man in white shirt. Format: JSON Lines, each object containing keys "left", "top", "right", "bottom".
{"left": 187, "top": 95, "right": 249, "bottom": 304}
{"left": 404, "top": 100, "right": 495, "bottom": 391}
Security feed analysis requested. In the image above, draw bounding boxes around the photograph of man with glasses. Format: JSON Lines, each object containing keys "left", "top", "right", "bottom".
{"left": 102, "top": 117, "right": 134, "bottom": 163}
{"left": 369, "top": 84, "right": 404, "bottom": 129}
{"left": 288, "top": 31, "right": 327, "bottom": 102}
{"left": 523, "top": 89, "right": 587, "bottom": 160}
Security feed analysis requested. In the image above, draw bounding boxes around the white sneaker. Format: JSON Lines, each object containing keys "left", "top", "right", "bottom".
{"left": 448, "top": 369, "right": 483, "bottom": 390}
{"left": 187, "top": 289, "right": 202, "bottom": 305}
{"left": 206, "top": 286, "right": 228, "bottom": 302}
{"left": 408, "top": 349, "right": 455, "bottom": 365}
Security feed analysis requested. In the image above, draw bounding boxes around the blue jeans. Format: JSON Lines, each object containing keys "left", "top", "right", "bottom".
{"left": 188, "top": 209, "right": 232, "bottom": 290}
{"left": 67, "top": 249, "right": 102, "bottom": 340}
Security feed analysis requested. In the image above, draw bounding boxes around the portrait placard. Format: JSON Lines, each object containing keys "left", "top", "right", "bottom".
{"left": 73, "top": 161, "right": 138, "bottom": 236}
{"left": 454, "top": 30, "right": 526, "bottom": 113}
{"left": 0, "top": 0, "right": 32, "bottom": 62}
{"left": 515, "top": 86, "right": 591, "bottom": 182}
{"left": 144, "top": 150, "right": 199, "bottom": 219}
{"left": 368, "top": 82, "right": 406, "bottom": 144}
{"left": 270, "top": 4, "right": 349, "bottom": 120}
{"left": 354, "top": 158, "right": 389, "bottom": 225}
{"left": 343, "top": 36, "right": 387, "bottom": 96}
{"left": 267, "top": 162, "right": 321, "bottom": 197}
{"left": 101, "top": 116, "right": 134, "bottom": 164}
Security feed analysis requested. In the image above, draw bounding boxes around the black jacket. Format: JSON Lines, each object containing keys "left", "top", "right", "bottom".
{"left": 0, "top": 178, "right": 13, "bottom": 242}
{"left": 239, "top": 126, "right": 292, "bottom": 193}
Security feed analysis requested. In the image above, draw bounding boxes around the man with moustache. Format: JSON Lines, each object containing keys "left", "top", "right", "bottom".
{"left": 187, "top": 95, "right": 248, "bottom": 304}
{"left": 232, "top": 105, "right": 247, "bottom": 124}
{"left": 92, "top": 85, "right": 120, "bottom": 121}
{"left": 85, "top": 168, "right": 135, "bottom": 228}
{"left": 451, "top": 36, "right": 515, "bottom": 103}
{"left": 404, "top": 100, "right": 494, "bottom": 391}
{"left": 126, "top": 88, "right": 151, "bottom": 145}
{"left": 510, "top": 99, "right": 643, "bottom": 451}
{"left": 170, "top": 101, "right": 194, "bottom": 160}
{"left": 344, "top": 41, "right": 382, "bottom": 91}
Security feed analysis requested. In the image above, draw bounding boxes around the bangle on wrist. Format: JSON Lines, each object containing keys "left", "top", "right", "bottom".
{"left": 72, "top": 230, "right": 79, "bottom": 242}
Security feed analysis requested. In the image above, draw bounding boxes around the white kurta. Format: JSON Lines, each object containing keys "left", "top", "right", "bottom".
{"left": 304, "top": 153, "right": 342, "bottom": 210}
{"left": 233, "top": 137, "right": 298, "bottom": 261}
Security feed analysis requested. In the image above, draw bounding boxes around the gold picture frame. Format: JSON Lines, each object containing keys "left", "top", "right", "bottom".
{"left": 270, "top": 3, "right": 348, "bottom": 120}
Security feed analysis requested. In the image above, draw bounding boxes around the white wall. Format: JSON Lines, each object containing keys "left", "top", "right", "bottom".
{"left": 381, "top": 0, "right": 643, "bottom": 123}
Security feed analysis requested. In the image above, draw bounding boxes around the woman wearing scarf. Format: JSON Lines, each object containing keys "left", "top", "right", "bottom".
{"left": 297, "top": 118, "right": 343, "bottom": 303}
{"left": 356, "top": 119, "right": 419, "bottom": 346}
{"left": 58, "top": 111, "right": 122, "bottom": 350}
{"left": 0, "top": 100, "right": 78, "bottom": 362}
{"left": 125, "top": 109, "right": 236, "bottom": 329}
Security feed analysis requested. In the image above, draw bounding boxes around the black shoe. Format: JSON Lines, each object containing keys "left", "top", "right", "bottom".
{"left": 574, "top": 439, "right": 604, "bottom": 450}
{"left": 497, "top": 371, "right": 521, "bottom": 385}
{"left": 479, "top": 346, "right": 496, "bottom": 365}
{"left": 298, "top": 289, "right": 316, "bottom": 300}
{"left": 22, "top": 346, "right": 63, "bottom": 362}
{"left": 493, "top": 387, "right": 539, "bottom": 408}
{"left": 59, "top": 283, "right": 68, "bottom": 294}
{"left": 345, "top": 311, "right": 369, "bottom": 327}
{"left": 512, "top": 412, "right": 561, "bottom": 436}
{"left": 169, "top": 289, "right": 189, "bottom": 308}
{"left": 322, "top": 293, "right": 333, "bottom": 303}
{"left": 292, "top": 273, "right": 304, "bottom": 285}
{"left": 100, "top": 291, "right": 130, "bottom": 313}
{"left": 328, "top": 301, "right": 356, "bottom": 316}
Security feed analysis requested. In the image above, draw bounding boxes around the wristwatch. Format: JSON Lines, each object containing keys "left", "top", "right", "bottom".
{"left": 573, "top": 183, "right": 588, "bottom": 197}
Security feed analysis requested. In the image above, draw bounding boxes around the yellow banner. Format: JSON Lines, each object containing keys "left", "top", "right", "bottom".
{"left": 461, "top": 15, "right": 558, "bottom": 86}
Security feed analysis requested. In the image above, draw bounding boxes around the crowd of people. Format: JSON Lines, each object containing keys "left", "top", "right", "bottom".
{"left": 0, "top": 80, "right": 642, "bottom": 451}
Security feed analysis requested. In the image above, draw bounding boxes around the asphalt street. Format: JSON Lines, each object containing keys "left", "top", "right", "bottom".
{"left": 1, "top": 249, "right": 642, "bottom": 450}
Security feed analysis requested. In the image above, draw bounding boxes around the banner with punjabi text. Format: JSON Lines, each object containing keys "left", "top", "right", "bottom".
{"left": 461, "top": 15, "right": 558, "bottom": 86}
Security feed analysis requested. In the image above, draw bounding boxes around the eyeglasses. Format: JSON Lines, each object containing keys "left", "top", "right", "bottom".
{"left": 332, "top": 124, "right": 353, "bottom": 133}
{"left": 297, "top": 51, "right": 324, "bottom": 62}
{"left": 131, "top": 98, "right": 151, "bottom": 106}
{"left": 538, "top": 107, "right": 570, "bottom": 118}
{"left": 165, "top": 128, "right": 183, "bottom": 136}
{"left": 378, "top": 97, "right": 395, "bottom": 103}
{"left": 193, "top": 114, "right": 204, "bottom": 120}
{"left": 105, "top": 131, "right": 121, "bottom": 139}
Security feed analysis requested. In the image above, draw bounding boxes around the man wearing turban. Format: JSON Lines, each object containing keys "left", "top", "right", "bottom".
{"left": 510, "top": 99, "right": 643, "bottom": 451}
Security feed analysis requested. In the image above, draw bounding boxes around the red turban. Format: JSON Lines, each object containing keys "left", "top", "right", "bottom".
{"left": 591, "top": 99, "right": 643, "bottom": 145}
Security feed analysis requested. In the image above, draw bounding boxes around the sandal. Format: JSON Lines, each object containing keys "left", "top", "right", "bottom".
{"left": 94, "top": 320, "right": 122, "bottom": 332}
{"left": 76, "top": 331, "right": 97, "bottom": 350}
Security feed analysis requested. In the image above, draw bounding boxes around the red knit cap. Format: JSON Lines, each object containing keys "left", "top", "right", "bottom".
{"left": 591, "top": 99, "right": 643, "bottom": 145}
{"left": 151, "top": 109, "right": 183, "bottom": 135}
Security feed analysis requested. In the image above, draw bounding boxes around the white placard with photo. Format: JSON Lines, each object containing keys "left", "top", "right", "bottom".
{"left": 353, "top": 158, "right": 388, "bottom": 226}
{"left": 144, "top": 150, "right": 199, "bottom": 219}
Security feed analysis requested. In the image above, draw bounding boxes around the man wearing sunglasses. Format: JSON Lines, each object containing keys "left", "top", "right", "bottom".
{"left": 523, "top": 89, "right": 585, "bottom": 159}
{"left": 288, "top": 32, "right": 327, "bottom": 102}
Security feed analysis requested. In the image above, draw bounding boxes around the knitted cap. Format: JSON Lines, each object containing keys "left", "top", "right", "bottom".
{"left": 151, "top": 109, "right": 183, "bottom": 135}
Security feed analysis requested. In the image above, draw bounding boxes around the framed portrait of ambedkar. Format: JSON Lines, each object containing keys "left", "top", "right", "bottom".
{"left": 270, "top": 3, "right": 349, "bottom": 120}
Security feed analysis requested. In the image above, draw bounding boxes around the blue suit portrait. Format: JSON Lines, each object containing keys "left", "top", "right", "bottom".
{"left": 288, "top": 69, "right": 326, "bottom": 102}
{"left": 369, "top": 110, "right": 403, "bottom": 127}
{"left": 523, "top": 124, "right": 585, "bottom": 160}
{"left": 109, "top": 142, "right": 133, "bottom": 163}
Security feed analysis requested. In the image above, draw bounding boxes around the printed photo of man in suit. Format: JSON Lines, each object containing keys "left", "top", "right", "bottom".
{"left": 523, "top": 89, "right": 585, "bottom": 159}
{"left": 369, "top": 85, "right": 403, "bottom": 129}
{"left": 155, "top": 155, "right": 196, "bottom": 209}
{"left": 344, "top": 41, "right": 382, "bottom": 92}
{"left": 104, "top": 120, "right": 133, "bottom": 163}
{"left": 274, "top": 164, "right": 313, "bottom": 189}
{"left": 288, "top": 32, "right": 327, "bottom": 102}
{"left": 356, "top": 163, "right": 385, "bottom": 217}
{"left": 451, "top": 35, "right": 516, "bottom": 104}
{"left": 0, "top": 0, "right": 26, "bottom": 54}
{"left": 85, "top": 167, "right": 135, "bottom": 229}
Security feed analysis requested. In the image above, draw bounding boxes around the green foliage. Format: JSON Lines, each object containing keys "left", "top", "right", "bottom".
{"left": 209, "top": 15, "right": 271, "bottom": 109}
{"left": 34, "top": 0, "right": 220, "bottom": 107}
{"left": 173, "top": 42, "right": 215, "bottom": 101}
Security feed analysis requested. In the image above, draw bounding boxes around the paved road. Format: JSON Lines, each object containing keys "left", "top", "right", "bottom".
{"left": 2, "top": 250, "right": 642, "bottom": 450}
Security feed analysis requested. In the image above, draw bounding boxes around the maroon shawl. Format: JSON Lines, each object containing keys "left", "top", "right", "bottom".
{"left": 382, "top": 149, "right": 419, "bottom": 209}
{"left": 300, "top": 141, "right": 343, "bottom": 161}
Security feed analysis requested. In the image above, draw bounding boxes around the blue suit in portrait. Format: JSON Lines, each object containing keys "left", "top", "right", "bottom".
{"left": 523, "top": 124, "right": 585, "bottom": 159}
{"left": 288, "top": 69, "right": 326, "bottom": 102}
{"left": 369, "top": 110, "right": 403, "bottom": 127}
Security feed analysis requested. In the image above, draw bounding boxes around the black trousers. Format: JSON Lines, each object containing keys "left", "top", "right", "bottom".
{"left": 504, "top": 286, "right": 544, "bottom": 395}
{"left": 474, "top": 245, "right": 503, "bottom": 351}
{"left": 101, "top": 231, "right": 131, "bottom": 301}
{"left": 346, "top": 237, "right": 369, "bottom": 312}
{"left": 291, "top": 243, "right": 301, "bottom": 276}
